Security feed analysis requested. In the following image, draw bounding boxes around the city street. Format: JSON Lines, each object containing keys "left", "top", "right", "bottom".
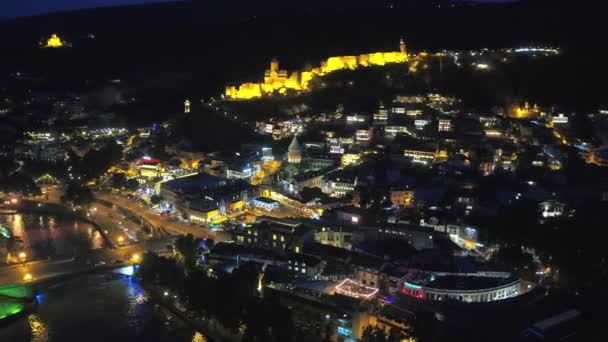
{"left": 95, "top": 192, "right": 231, "bottom": 242}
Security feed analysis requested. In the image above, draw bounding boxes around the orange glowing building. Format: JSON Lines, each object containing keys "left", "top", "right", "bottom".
{"left": 226, "top": 40, "right": 408, "bottom": 100}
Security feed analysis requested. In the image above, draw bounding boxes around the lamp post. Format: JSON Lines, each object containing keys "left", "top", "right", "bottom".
{"left": 18, "top": 252, "right": 27, "bottom": 263}
{"left": 131, "top": 254, "right": 140, "bottom": 264}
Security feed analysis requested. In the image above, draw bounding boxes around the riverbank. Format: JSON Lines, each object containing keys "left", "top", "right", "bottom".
{"left": 142, "top": 282, "right": 242, "bottom": 342}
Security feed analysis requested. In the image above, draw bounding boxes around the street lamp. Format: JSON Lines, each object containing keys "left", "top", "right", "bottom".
{"left": 118, "top": 236, "right": 125, "bottom": 245}
{"left": 131, "top": 254, "right": 141, "bottom": 263}
{"left": 23, "top": 273, "right": 33, "bottom": 282}
{"left": 18, "top": 252, "right": 27, "bottom": 262}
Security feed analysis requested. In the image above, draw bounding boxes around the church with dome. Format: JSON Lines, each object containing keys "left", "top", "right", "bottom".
{"left": 287, "top": 136, "right": 303, "bottom": 164}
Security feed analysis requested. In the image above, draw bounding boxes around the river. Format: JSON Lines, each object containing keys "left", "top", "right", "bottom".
{"left": 0, "top": 273, "right": 204, "bottom": 342}
{"left": 1, "top": 213, "right": 105, "bottom": 260}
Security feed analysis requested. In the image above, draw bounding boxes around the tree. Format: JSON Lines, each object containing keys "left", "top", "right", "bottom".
{"left": 204, "top": 237, "right": 215, "bottom": 250}
{"left": 150, "top": 194, "right": 163, "bottom": 205}
{"left": 243, "top": 301, "right": 295, "bottom": 342}
{"left": 126, "top": 178, "right": 140, "bottom": 191}
{"left": 4, "top": 172, "right": 42, "bottom": 196}
{"left": 79, "top": 141, "right": 123, "bottom": 180}
{"left": 61, "top": 182, "right": 93, "bottom": 207}
{"left": 174, "top": 234, "right": 203, "bottom": 271}
{"left": 388, "top": 327, "right": 407, "bottom": 342}
{"left": 361, "top": 326, "right": 387, "bottom": 342}
{"left": 110, "top": 173, "right": 127, "bottom": 189}
{"left": 491, "top": 246, "right": 536, "bottom": 281}
{"left": 492, "top": 197, "right": 539, "bottom": 245}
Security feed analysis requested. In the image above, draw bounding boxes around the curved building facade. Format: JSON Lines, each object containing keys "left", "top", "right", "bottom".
{"left": 401, "top": 272, "right": 521, "bottom": 303}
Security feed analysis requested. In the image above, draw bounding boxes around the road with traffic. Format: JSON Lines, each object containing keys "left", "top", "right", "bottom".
{"left": 95, "top": 192, "right": 231, "bottom": 242}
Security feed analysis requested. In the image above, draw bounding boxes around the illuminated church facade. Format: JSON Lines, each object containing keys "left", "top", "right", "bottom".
{"left": 41, "top": 34, "right": 68, "bottom": 48}
{"left": 226, "top": 40, "right": 408, "bottom": 100}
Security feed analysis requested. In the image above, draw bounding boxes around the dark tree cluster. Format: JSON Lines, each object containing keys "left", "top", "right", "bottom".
{"left": 138, "top": 251, "right": 295, "bottom": 341}
{"left": 61, "top": 181, "right": 94, "bottom": 206}
{"left": 70, "top": 140, "right": 123, "bottom": 181}
{"left": 0, "top": 158, "right": 41, "bottom": 196}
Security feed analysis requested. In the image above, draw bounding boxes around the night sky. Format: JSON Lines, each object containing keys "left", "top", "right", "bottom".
{"left": 1, "top": 0, "right": 514, "bottom": 19}
{"left": 0, "top": 0, "right": 178, "bottom": 19}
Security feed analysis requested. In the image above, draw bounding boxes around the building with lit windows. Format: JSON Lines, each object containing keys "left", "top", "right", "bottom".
{"left": 373, "top": 104, "right": 388, "bottom": 125}
{"left": 284, "top": 169, "right": 328, "bottom": 194}
{"left": 160, "top": 173, "right": 252, "bottom": 222}
{"left": 551, "top": 113, "right": 569, "bottom": 125}
{"left": 384, "top": 126, "right": 412, "bottom": 139}
{"left": 15, "top": 132, "right": 66, "bottom": 163}
{"left": 314, "top": 225, "right": 360, "bottom": 250}
{"left": 390, "top": 189, "right": 415, "bottom": 207}
{"left": 139, "top": 158, "right": 163, "bottom": 179}
{"left": 355, "top": 129, "right": 372, "bottom": 144}
{"left": 404, "top": 145, "right": 437, "bottom": 164}
{"left": 322, "top": 172, "right": 358, "bottom": 198}
{"left": 286, "top": 254, "right": 326, "bottom": 279}
{"left": 438, "top": 118, "right": 453, "bottom": 132}
{"left": 251, "top": 197, "right": 280, "bottom": 211}
{"left": 341, "top": 153, "right": 361, "bottom": 167}
{"left": 539, "top": 200, "right": 565, "bottom": 218}
{"left": 235, "top": 218, "right": 314, "bottom": 253}
{"left": 225, "top": 161, "right": 254, "bottom": 180}
{"left": 303, "top": 154, "right": 339, "bottom": 171}
{"left": 414, "top": 117, "right": 431, "bottom": 130}
{"left": 346, "top": 114, "right": 368, "bottom": 124}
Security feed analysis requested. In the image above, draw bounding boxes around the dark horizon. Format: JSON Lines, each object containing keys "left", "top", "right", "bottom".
{"left": 1, "top": 0, "right": 516, "bottom": 20}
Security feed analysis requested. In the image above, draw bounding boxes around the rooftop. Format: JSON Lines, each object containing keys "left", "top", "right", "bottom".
{"left": 405, "top": 273, "right": 518, "bottom": 291}
{"left": 162, "top": 173, "right": 227, "bottom": 193}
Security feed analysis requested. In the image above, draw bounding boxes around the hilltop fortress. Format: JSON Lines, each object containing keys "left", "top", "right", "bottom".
{"left": 225, "top": 40, "right": 409, "bottom": 100}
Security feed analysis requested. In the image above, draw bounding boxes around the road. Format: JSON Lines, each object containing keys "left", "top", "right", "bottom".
{"left": 89, "top": 202, "right": 149, "bottom": 247}
{"left": 95, "top": 192, "right": 231, "bottom": 242}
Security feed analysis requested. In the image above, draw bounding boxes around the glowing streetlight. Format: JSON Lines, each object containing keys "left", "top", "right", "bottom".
{"left": 118, "top": 236, "right": 125, "bottom": 245}
{"left": 131, "top": 254, "right": 141, "bottom": 263}
{"left": 23, "top": 273, "right": 33, "bottom": 282}
{"left": 18, "top": 252, "right": 27, "bottom": 262}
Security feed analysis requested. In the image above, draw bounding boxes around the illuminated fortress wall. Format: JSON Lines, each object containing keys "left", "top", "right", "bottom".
{"left": 226, "top": 40, "right": 408, "bottom": 100}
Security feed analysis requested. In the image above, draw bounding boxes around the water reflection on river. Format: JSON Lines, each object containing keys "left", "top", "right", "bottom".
{"left": 0, "top": 213, "right": 105, "bottom": 258}
{"left": 0, "top": 274, "right": 203, "bottom": 342}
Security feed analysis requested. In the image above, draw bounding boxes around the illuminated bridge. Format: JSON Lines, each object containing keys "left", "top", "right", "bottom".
{"left": 0, "top": 283, "right": 35, "bottom": 320}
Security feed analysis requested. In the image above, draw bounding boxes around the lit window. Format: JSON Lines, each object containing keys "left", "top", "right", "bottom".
{"left": 273, "top": 234, "right": 277, "bottom": 240}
